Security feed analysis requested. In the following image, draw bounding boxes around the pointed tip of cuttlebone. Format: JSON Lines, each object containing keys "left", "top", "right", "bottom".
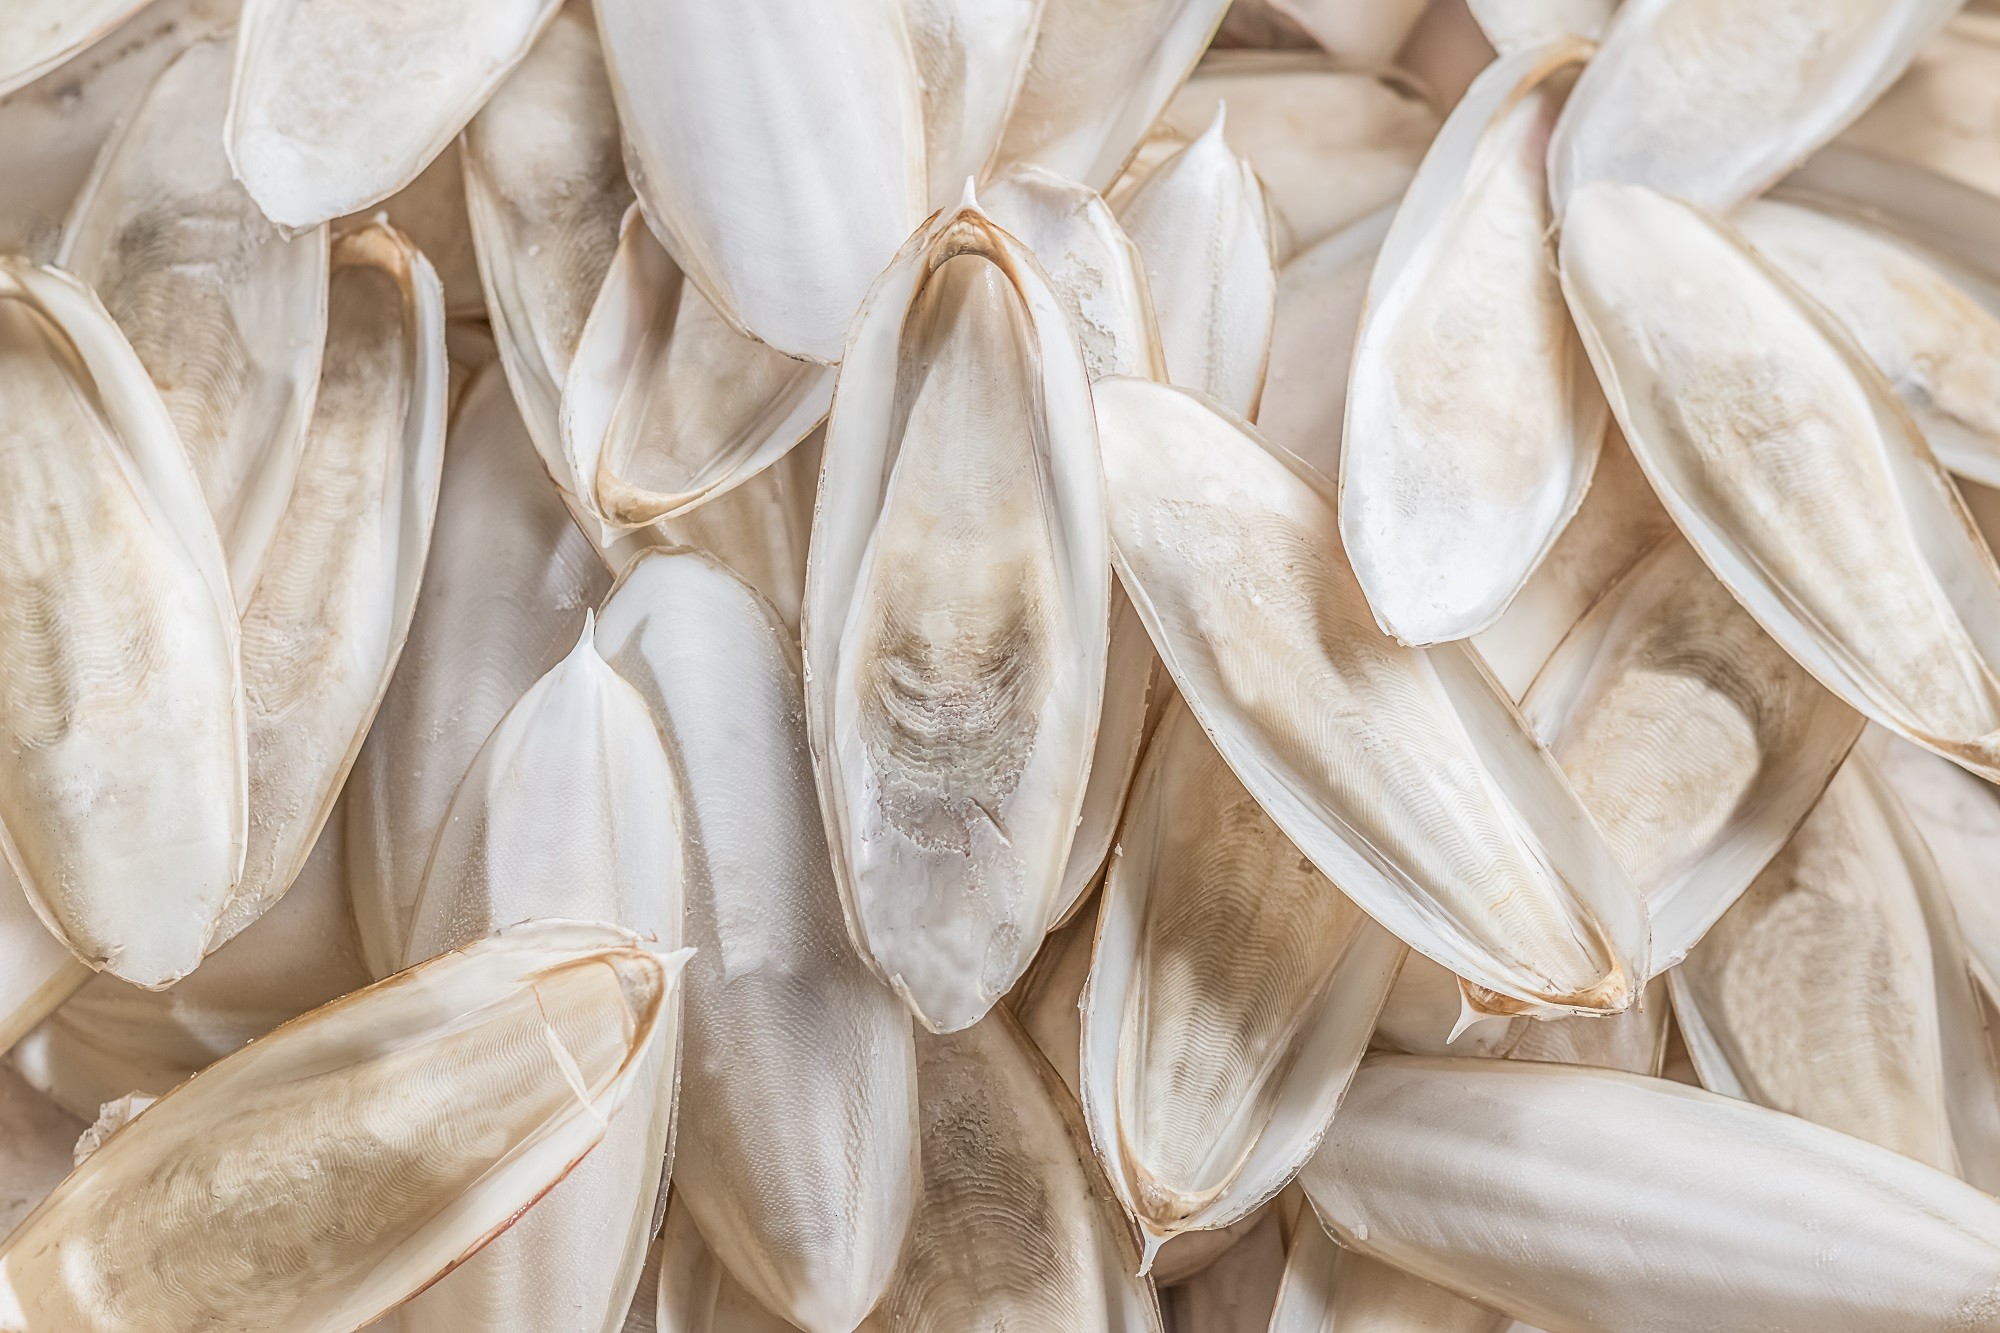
{"left": 1198, "top": 101, "right": 1228, "bottom": 146}
{"left": 958, "top": 176, "right": 984, "bottom": 216}
{"left": 1138, "top": 1230, "right": 1166, "bottom": 1278}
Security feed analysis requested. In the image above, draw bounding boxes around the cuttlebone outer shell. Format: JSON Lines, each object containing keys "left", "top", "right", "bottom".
{"left": 1341, "top": 39, "right": 1604, "bottom": 646}
{"left": 562, "top": 205, "right": 834, "bottom": 535}
{"left": 1114, "top": 108, "right": 1276, "bottom": 420}
{"left": 1257, "top": 204, "right": 1393, "bottom": 480}
{"left": 594, "top": 0, "right": 928, "bottom": 363}
{"left": 597, "top": 548, "right": 918, "bottom": 1333}
{"left": 1546, "top": 0, "right": 1960, "bottom": 217}
{"left": 12, "top": 803, "right": 366, "bottom": 1123}
{"left": 0, "top": 0, "right": 238, "bottom": 263}
{"left": 1093, "top": 376, "right": 1648, "bottom": 1018}
{"left": 1160, "top": 53, "right": 1439, "bottom": 261}
{"left": 803, "top": 200, "right": 1109, "bottom": 1034}
{"left": 215, "top": 219, "right": 448, "bottom": 949}
{"left": 346, "top": 365, "right": 609, "bottom": 979}
{"left": 859, "top": 1011, "right": 1163, "bottom": 1333}
{"left": 0, "top": 873, "right": 87, "bottom": 1059}
{"left": 1734, "top": 196, "right": 2000, "bottom": 490}
{"left": 993, "top": 0, "right": 1232, "bottom": 192}
{"left": 1560, "top": 181, "right": 2000, "bottom": 783}
{"left": 1669, "top": 755, "right": 1960, "bottom": 1176}
{"left": 1520, "top": 535, "right": 1862, "bottom": 973}
{"left": 1079, "top": 694, "right": 1404, "bottom": 1258}
{"left": 1303, "top": 1054, "right": 2000, "bottom": 1333}
{"left": 58, "top": 35, "right": 330, "bottom": 604}
{"left": 0, "top": 259, "right": 245, "bottom": 989}
{"left": 397, "top": 624, "right": 682, "bottom": 1333}
{"left": 461, "top": 4, "right": 634, "bottom": 483}
{"left": 0, "top": 922, "right": 687, "bottom": 1333}
{"left": 226, "top": 0, "right": 563, "bottom": 229}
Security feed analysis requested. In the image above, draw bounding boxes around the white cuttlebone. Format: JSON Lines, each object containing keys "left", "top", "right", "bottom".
{"left": 573, "top": 435, "right": 820, "bottom": 639}
{"left": 979, "top": 163, "right": 1165, "bottom": 384}
{"left": 804, "top": 197, "right": 1108, "bottom": 1034}
{"left": 859, "top": 1011, "right": 1163, "bottom": 1332}
{"left": 1105, "top": 133, "right": 1191, "bottom": 215}
{"left": 1265, "top": 0, "right": 1427, "bottom": 65}
{"left": 1467, "top": 0, "right": 1614, "bottom": 53}
{"left": 620, "top": 1235, "right": 660, "bottom": 1333}
{"left": 1349, "top": 980, "right": 1669, "bottom": 1326}
{"left": 1546, "top": 0, "right": 1960, "bottom": 218}
{"left": 595, "top": 0, "right": 927, "bottom": 363}
{"left": 1080, "top": 696, "right": 1404, "bottom": 1266}
{"left": 1863, "top": 726, "right": 2000, "bottom": 1192}
{"left": 212, "top": 220, "right": 447, "bottom": 949}
{"left": 1159, "top": 54, "right": 1439, "bottom": 260}
{"left": 1093, "top": 377, "right": 1648, "bottom": 1018}
{"left": 1734, "top": 197, "right": 2000, "bottom": 489}
{"left": 0, "top": 259, "right": 244, "bottom": 989}
{"left": 561, "top": 206, "right": 834, "bottom": 536}
{"left": 1469, "top": 422, "right": 1676, "bottom": 700}
{"left": 346, "top": 365, "right": 609, "bottom": 980}
{"left": 1520, "top": 537, "right": 1862, "bottom": 972}
{"left": 226, "top": 0, "right": 562, "bottom": 228}
{"left": 58, "top": 35, "right": 328, "bottom": 602}
{"left": 978, "top": 165, "right": 1162, "bottom": 924}
{"left": 653, "top": 1193, "right": 798, "bottom": 1333}
{"left": 905, "top": 0, "right": 1043, "bottom": 210}
{"left": 980, "top": 162, "right": 1164, "bottom": 924}
{"left": 1303, "top": 1054, "right": 2000, "bottom": 1333}
{"left": 1114, "top": 108, "right": 1276, "bottom": 419}
{"left": 993, "top": 0, "right": 1232, "bottom": 191}
{"left": 0, "top": 0, "right": 239, "bottom": 261}
{"left": 396, "top": 626, "right": 682, "bottom": 1333}
{"left": 0, "top": 876, "right": 86, "bottom": 1060}
{"left": 1257, "top": 204, "right": 1392, "bottom": 479}
{"left": 0, "top": 922, "right": 684, "bottom": 1333}
{"left": 461, "top": 3, "right": 633, "bottom": 481}
{"left": 596, "top": 549, "right": 918, "bottom": 1333}
{"left": 11, "top": 803, "right": 365, "bottom": 1124}
{"left": 1560, "top": 182, "right": 2000, "bottom": 783}
{"left": 0, "top": 0, "right": 155, "bottom": 98}
{"left": 1841, "top": 13, "right": 2000, "bottom": 199}
{"left": 0, "top": 1065, "right": 81, "bottom": 1240}
{"left": 1667, "top": 758, "right": 1957, "bottom": 1177}
{"left": 1342, "top": 40, "right": 1603, "bottom": 647}
{"left": 1681, "top": 737, "right": 2000, "bottom": 1194}
{"left": 1863, "top": 726, "right": 2000, "bottom": 1001}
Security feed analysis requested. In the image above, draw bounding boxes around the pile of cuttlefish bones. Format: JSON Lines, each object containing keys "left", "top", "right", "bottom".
{"left": 4, "top": 0, "right": 2000, "bottom": 1329}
